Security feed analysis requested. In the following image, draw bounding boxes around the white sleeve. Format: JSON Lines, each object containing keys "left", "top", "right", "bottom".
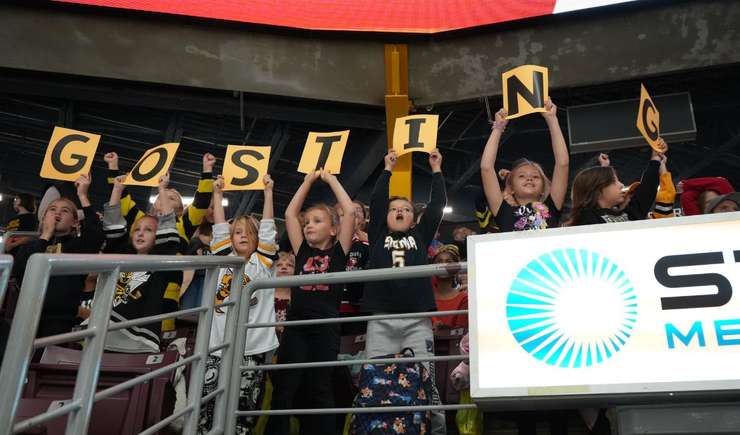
{"left": 210, "top": 222, "right": 233, "bottom": 256}
{"left": 255, "top": 219, "right": 277, "bottom": 267}
{"left": 242, "top": 219, "right": 277, "bottom": 282}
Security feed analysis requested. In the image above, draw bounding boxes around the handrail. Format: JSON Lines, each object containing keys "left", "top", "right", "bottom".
{"left": 0, "top": 254, "right": 13, "bottom": 308}
{"left": 0, "top": 231, "right": 40, "bottom": 238}
{"left": 0, "top": 253, "right": 474, "bottom": 435}
{"left": 0, "top": 231, "right": 40, "bottom": 254}
{"left": 0, "top": 253, "right": 247, "bottom": 435}
{"left": 223, "top": 261, "right": 469, "bottom": 434}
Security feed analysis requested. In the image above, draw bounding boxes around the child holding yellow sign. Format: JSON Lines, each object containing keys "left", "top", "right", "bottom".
{"left": 266, "top": 170, "right": 356, "bottom": 435}
{"left": 11, "top": 174, "right": 105, "bottom": 338}
{"left": 480, "top": 98, "right": 570, "bottom": 232}
{"left": 567, "top": 141, "right": 665, "bottom": 226}
{"left": 200, "top": 173, "right": 279, "bottom": 435}
{"left": 95, "top": 172, "right": 183, "bottom": 352}
{"left": 103, "top": 151, "right": 215, "bottom": 250}
{"left": 360, "top": 148, "right": 448, "bottom": 433}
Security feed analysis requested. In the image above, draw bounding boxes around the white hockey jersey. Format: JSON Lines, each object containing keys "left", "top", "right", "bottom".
{"left": 209, "top": 219, "right": 279, "bottom": 357}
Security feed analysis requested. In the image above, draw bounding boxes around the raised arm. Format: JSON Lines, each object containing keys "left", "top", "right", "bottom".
{"left": 104, "top": 152, "right": 121, "bottom": 185}
{"left": 212, "top": 175, "right": 227, "bottom": 225}
{"left": 104, "top": 151, "right": 144, "bottom": 228}
{"left": 75, "top": 174, "right": 104, "bottom": 253}
{"left": 368, "top": 150, "right": 396, "bottom": 241}
{"left": 109, "top": 175, "right": 126, "bottom": 207}
{"left": 75, "top": 174, "right": 92, "bottom": 209}
{"left": 153, "top": 173, "right": 182, "bottom": 255}
{"left": 285, "top": 171, "right": 318, "bottom": 255}
{"left": 209, "top": 177, "right": 233, "bottom": 257}
{"left": 652, "top": 152, "right": 676, "bottom": 219}
{"left": 256, "top": 176, "right": 278, "bottom": 265}
{"left": 183, "top": 153, "right": 216, "bottom": 236}
{"left": 103, "top": 176, "right": 129, "bottom": 253}
{"left": 627, "top": 149, "right": 662, "bottom": 219}
{"left": 262, "top": 174, "right": 274, "bottom": 220}
{"left": 542, "top": 99, "right": 570, "bottom": 210}
{"left": 321, "top": 170, "right": 355, "bottom": 254}
{"left": 480, "top": 109, "right": 508, "bottom": 216}
{"left": 417, "top": 149, "right": 447, "bottom": 242}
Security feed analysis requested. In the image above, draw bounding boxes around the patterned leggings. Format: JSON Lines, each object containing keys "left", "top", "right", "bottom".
{"left": 198, "top": 353, "right": 267, "bottom": 435}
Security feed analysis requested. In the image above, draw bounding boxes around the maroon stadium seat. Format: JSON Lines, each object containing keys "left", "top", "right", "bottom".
{"left": 19, "top": 346, "right": 179, "bottom": 434}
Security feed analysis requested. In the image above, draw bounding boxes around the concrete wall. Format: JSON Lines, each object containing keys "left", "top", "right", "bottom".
{"left": 1, "top": 1, "right": 740, "bottom": 107}
{"left": 0, "top": 5, "right": 386, "bottom": 105}
{"left": 409, "top": 0, "right": 740, "bottom": 105}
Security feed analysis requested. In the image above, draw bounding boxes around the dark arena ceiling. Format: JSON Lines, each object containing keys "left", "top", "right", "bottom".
{"left": 1, "top": 62, "right": 739, "bottom": 226}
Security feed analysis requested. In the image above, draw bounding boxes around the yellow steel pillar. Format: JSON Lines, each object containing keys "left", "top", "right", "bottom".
{"left": 384, "top": 44, "right": 412, "bottom": 199}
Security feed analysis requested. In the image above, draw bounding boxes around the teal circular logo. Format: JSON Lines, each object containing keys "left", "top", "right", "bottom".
{"left": 506, "top": 248, "right": 638, "bottom": 368}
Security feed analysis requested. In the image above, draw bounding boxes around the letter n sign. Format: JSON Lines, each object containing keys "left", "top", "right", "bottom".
{"left": 502, "top": 65, "right": 549, "bottom": 120}
{"left": 222, "top": 145, "right": 271, "bottom": 190}
{"left": 40, "top": 126, "right": 100, "bottom": 181}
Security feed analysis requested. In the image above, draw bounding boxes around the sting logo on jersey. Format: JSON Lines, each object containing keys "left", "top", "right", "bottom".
{"left": 215, "top": 270, "right": 251, "bottom": 313}
{"left": 114, "top": 271, "right": 150, "bottom": 306}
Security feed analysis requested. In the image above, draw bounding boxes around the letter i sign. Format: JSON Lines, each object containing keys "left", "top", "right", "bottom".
{"left": 392, "top": 115, "right": 439, "bottom": 157}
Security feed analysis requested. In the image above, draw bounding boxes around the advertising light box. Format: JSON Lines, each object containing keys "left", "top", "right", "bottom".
{"left": 54, "top": 0, "right": 642, "bottom": 33}
{"left": 468, "top": 212, "right": 740, "bottom": 407}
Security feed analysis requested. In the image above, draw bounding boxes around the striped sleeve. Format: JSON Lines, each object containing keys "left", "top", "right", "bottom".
{"left": 182, "top": 172, "right": 214, "bottom": 238}
{"left": 255, "top": 218, "right": 278, "bottom": 268}
{"left": 173, "top": 218, "right": 190, "bottom": 249}
{"left": 652, "top": 172, "right": 677, "bottom": 219}
{"left": 106, "top": 168, "right": 120, "bottom": 185}
{"left": 120, "top": 191, "right": 145, "bottom": 231}
{"left": 154, "top": 212, "right": 181, "bottom": 254}
{"left": 210, "top": 222, "right": 233, "bottom": 257}
{"left": 103, "top": 202, "right": 127, "bottom": 241}
{"left": 161, "top": 275, "right": 182, "bottom": 332}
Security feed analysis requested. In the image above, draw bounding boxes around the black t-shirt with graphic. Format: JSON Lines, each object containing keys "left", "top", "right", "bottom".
{"left": 342, "top": 238, "right": 369, "bottom": 306}
{"left": 570, "top": 160, "right": 661, "bottom": 227}
{"left": 288, "top": 240, "right": 347, "bottom": 320}
{"left": 496, "top": 196, "right": 560, "bottom": 232}
{"left": 362, "top": 170, "right": 447, "bottom": 314}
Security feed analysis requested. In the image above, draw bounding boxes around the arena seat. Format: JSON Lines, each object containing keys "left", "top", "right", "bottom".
{"left": 17, "top": 346, "right": 179, "bottom": 435}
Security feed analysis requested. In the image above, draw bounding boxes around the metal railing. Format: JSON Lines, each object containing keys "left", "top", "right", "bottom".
{"left": 0, "top": 231, "right": 40, "bottom": 254}
{"left": 0, "top": 254, "right": 13, "bottom": 308}
{"left": 0, "top": 254, "right": 475, "bottom": 435}
{"left": 221, "top": 261, "right": 474, "bottom": 434}
{"left": 0, "top": 253, "right": 248, "bottom": 435}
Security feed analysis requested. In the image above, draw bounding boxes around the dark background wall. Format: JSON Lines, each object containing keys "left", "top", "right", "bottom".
{"left": 2, "top": 1, "right": 740, "bottom": 106}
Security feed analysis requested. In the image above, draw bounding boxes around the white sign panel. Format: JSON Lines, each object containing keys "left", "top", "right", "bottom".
{"left": 468, "top": 212, "right": 740, "bottom": 401}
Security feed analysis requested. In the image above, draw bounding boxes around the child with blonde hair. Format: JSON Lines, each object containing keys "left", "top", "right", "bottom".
{"left": 266, "top": 170, "right": 355, "bottom": 435}
{"left": 199, "top": 174, "right": 279, "bottom": 435}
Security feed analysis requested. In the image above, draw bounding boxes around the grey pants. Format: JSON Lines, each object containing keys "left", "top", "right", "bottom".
{"left": 366, "top": 317, "right": 447, "bottom": 435}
